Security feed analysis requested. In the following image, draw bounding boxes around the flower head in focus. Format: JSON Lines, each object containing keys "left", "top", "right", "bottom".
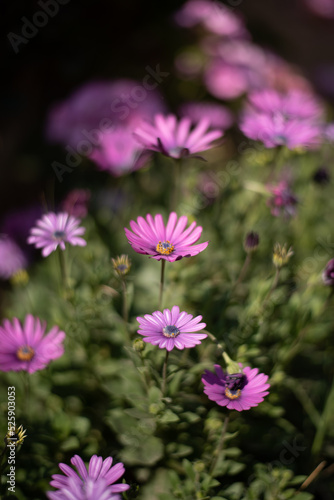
{"left": 0, "top": 315, "right": 65, "bottom": 373}
{"left": 124, "top": 212, "right": 208, "bottom": 262}
{"left": 134, "top": 114, "right": 223, "bottom": 159}
{"left": 202, "top": 364, "right": 270, "bottom": 411}
{"left": 28, "top": 212, "right": 86, "bottom": 257}
{"left": 137, "top": 305, "right": 207, "bottom": 351}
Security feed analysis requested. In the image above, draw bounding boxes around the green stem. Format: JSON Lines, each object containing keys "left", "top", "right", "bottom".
{"left": 171, "top": 159, "right": 182, "bottom": 211}
{"left": 58, "top": 247, "right": 68, "bottom": 290}
{"left": 161, "top": 350, "right": 170, "bottom": 396}
{"left": 312, "top": 375, "right": 334, "bottom": 456}
{"left": 209, "top": 415, "right": 230, "bottom": 476}
{"left": 121, "top": 278, "right": 128, "bottom": 324}
{"left": 24, "top": 373, "right": 31, "bottom": 421}
{"left": 263, "top": 267, "right": 280, "bottom": 308}
{"left": 235, "top": 253, "right": 252, "bottom": 286}
{"left": 158, "top": 259, "right": 166, "bottom": 310}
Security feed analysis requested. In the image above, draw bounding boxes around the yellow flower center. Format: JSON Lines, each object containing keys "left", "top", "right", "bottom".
{"left": 224, "top": 387, "right": 242, "bottom": 400}
{"left": 16, "top": 345, "right": 35, "bottom": 361}
{"left": 156, "top": 240, "right": 174, "bottom": 255}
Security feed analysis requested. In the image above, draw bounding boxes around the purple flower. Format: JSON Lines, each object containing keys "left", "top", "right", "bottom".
{"left": 323, "top": 259, "right": 334, "bottom": 286}
{"left": 137, "top": 305, "right": 207, "bottom": 351}
{"left": 89, "top": 126, "right": 150, "bottom": 176}
{"left": 47, "top": 476, "right": 121, "bottom": 499}
{"left": 179, "top": 101, "right": 233, "bottom": 130}
{"left": 303, "top": 0, "right": 334, "bottom": 18}
{"left": 0, "top": 315, "right": 65, "bottom": 373}
{"left": 45, "top": 79, "right": 166, "bottom": 150}
{"left": 174, "top": 0, "right": 248, "bottom": 38}
{"left": 202, "top": 364, "right": 270, "bottom": 411}
{"left": 204, "top": 61, "right": 252, "bottom": 100}
{"left": 0, "top": 236, "right": 28, "bottom": 280}
{"left": 267, "top": 181, "right": 298, "bottom": 218}
{"left": 248, "top": 89, "right": 324, "bottom": 121}
{"left": 47, "top": 454, "right": 129, "bottom": 500}
{"left": 134, "top": 114, "right": 223, "bottom": 159}
{"left": 61, "top": 189, "right": 91, "bottom": 218}
{"left": 240, "top": 112, "right": 321, "bottom": 149}
{"left": 124, "top": 212, "right": 209, "bottom": 262}
{"left": 28, "top": 212, "right": 86, "bottom": 257}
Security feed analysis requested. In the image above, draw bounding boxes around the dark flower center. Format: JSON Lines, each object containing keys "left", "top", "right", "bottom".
{"left": 156, "top": 240, "right": 174, "bottom": 255}
{"left": 117, "top": 264, "right": 128, "bottom": 272}
{"left": 17, "top": 345, "right": 35, "bottom": 361}
{"left": 224, "top": 373, "right": 248, "bottom": 400}
{"left": 274, "top": 134, "right": 287, "bottom": 145}
{"left": 162, "top": 325, "right": 180, "bottom": 338}
{"left": 53, "top": 230, "right": 66, "bottom": 239}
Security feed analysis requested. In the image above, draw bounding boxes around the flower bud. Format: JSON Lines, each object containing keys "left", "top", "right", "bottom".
{"left": 133, "top": 338, "right": 145, "bottom": 352}
{"left": 244, "top": 231, "right": 259, "bottom": 253}
{"left": 272, "top": 243, "right": 293, "bottom": 269}
{"left": 112, "top": 255, "right": 131, "bottom": 277}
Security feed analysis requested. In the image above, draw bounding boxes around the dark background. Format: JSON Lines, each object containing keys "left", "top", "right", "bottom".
{"left": 1, "top": 0, "right": 334, "bottom": 215}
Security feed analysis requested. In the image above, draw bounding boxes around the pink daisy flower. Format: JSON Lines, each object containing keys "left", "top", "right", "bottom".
{"left": 134, "top": 114, "right": 223, "bottom": 159}
{"left": 202, "top": 364, "right": 270, "bottom": 411}
{"left": 89, "top": 126, "right": 149, "bottom": 176}
{"left": 28, "top": 212, "right": 86, "bottom": 257}
{"left": 137, "top": 305, "right": 207, "bottom": 351}
{"left": 47, "top": 454, "right": 129, "bottom": 500}
{"left": 0, "top": 315, "right": 65, "bottom": 373}
{"left": 0, "top": 235, "right": 28, "bottom": 280}
{"left": 174, "top": 0, "right": 248, "bottom": 38}
{"left": 240, "top": 112, "right": 321, "bottom": 149}
{"left": 248, "top": 89, "right": 324, "bottom": 121}
{"left": 124, "top": 212, "right": 209, "bottom": 262}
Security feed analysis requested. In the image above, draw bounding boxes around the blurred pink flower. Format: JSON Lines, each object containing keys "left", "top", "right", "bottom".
{"left": 134, "top": 114, "right": 223, "bottom": 159}
{"left": 137, "top": 305, "right": 207, "bottom": 351}
{"left": 125, "top": 212, "right": 208, "bottom": 262}
{"left": 89, "top": 126, "right": 150, "bottom": 176}
{"left": 45, "top": 79, "right": 166, "bottom": 150}
{"left": 267, "top": 181, "right": 298, "bottom": 217}
{"left": 179, "top": 101, "right": 233, "bottom": 129}
{"left": 47, "top": 454, "right": 129, "bottom": 500}
{"left": 202, "top": 364, "right": 270, "bottom": 411}
{"left": 303, "top": 0, "right": 334, "bottom": 18}
{"left": 248, "top": 89, "right": 324, "bottom": 121}
{"left": 174, "top": 0, "right": 249, "bottom": 38}
{"left": 0, "top": 236, "right": 28, "bottom": 280}
{"left": 0, "top": 315, "right": 65, "bottom": 373}
{"left": 28, "top": 212, "right": 86, "bottom": 257}
{"left": 240, "top": 112, "right": 321, "bottom": 149}
{"left": 61, "top": 189, "right": 91, "bottom": 218}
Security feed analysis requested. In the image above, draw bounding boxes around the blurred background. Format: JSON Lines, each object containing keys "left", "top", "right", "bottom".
{"left": 1, "top": 0, "right": 334, "bottom": 216}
